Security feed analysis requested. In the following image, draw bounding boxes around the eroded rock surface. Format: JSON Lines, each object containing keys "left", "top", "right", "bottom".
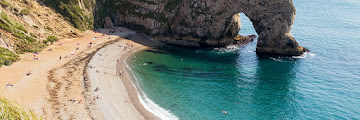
{"left": 95, "top": 0, "right": 307, "bottom": 55}
{"left": 104, "top": 17, "right": 114, "bottom": 29}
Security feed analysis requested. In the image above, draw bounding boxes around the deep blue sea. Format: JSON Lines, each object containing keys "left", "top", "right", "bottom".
{"left": 130, "top": 0, "right": 360, "bottom": 119}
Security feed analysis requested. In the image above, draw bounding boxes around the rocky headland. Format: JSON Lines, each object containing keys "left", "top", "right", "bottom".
{"left": 95, "top": 0, "right": 307, "bottom": 56}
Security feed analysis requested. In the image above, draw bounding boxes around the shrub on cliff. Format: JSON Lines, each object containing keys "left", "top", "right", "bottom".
{"left": 0, "top": 47, "right": 20, "bottom": 67}
{"left": 0, "top": 0, "right": 10, "bottom": 7}
{"left": 14, "top": 39, "right": 45, "bottom": 54}
{"left": 19, "top": 9, "right": 30, "bottom": 15}
{"left": 46, "top": 35, "right": 58, "bottom": 43}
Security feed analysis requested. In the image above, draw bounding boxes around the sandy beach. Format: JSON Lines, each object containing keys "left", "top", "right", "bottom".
{"left": 0, "top": 27, "right": 162, "bottom": 119}
{"left": 86, "top": 38, "right": 161, "bottom": 120}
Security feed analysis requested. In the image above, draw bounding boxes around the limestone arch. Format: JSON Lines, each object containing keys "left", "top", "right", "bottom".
{"left": 98, "top": 0, "right": 308, "bottom": 56}
{"left": 233, "top": 0, "right": 306, "bottom": 56}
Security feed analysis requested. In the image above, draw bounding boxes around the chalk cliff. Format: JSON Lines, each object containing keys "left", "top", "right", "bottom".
{"left": 94, "top": 0, "right": 307, "bottom": 56}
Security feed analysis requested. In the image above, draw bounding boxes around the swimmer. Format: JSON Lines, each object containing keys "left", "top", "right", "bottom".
{"left": 223, "top": 110, "right": 227, "bottom": 114}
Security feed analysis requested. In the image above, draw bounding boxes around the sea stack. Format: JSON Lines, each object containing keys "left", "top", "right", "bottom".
{"left": 95, "top": 0, "right": 307, "bottom": 56}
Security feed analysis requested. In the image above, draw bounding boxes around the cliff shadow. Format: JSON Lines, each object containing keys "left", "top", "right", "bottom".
{"left": 94, "top": 27, "right": 165, "bottom": 48}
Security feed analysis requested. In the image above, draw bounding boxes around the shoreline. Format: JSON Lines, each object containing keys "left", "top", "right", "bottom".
{"left": 86, "top": 32, "right": 166, "bottom": 119}
{"left": 125, "top": 47, "right": 179, "bottom": 120}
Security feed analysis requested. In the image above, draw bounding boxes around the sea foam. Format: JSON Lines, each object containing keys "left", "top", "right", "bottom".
{"left": 126, "top": 63, "right": 179, "bottom": 120}
{"left": 212, "top": 45, "right": 240, "bottom": 54}
{"left": 292, "top": 52, "right": 316, "bottom": 59}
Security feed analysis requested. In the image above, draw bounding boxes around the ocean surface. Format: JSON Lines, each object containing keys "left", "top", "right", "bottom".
{"left": 129, "top": 0, "right": 360, "bottom": 119}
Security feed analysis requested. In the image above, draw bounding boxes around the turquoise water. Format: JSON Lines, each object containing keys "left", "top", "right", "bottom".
{"left": 130, "top": 0, "right": 360, "bottom": 119}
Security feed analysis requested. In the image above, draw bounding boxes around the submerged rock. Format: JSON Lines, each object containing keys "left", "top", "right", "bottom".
{"left": 95, "top": 0, "right": 307, "bottom": 56}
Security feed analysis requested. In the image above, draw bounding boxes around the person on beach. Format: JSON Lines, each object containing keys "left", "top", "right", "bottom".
{"left": 95, "top": 87, "right": 100, "bottom": 91}
{"left": 60, "top": 55, "right": 62, "bottom": 60}
{"left": 26, "top": 71, "right": 31, "bottom": 76}
{"left": 76, "top": 46, "right": 79, "bottom": 50}
{"left": 6, "top": 83, "right": 13, "bottom": 87}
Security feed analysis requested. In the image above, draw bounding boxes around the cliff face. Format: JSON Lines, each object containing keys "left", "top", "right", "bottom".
{"left": 95, "top": 0, "right": 306, "bottom": 56}
{"left": 0, "top": 0, "right": 307, "bottom": 61}
{"left": 0, "top": 0, "right": 81, "bottom": 67}
{"left": 41, "top": 0, "right": 95, "bottom": 30}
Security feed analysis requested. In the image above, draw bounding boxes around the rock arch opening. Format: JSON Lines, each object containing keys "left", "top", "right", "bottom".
{"left": 238, "top": 13, "right": 257, "bottom": 36}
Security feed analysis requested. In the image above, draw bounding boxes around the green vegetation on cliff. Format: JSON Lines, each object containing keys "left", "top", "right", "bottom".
{"left": 46, "top": 35, "right": 58, "bottom": 43}
{"left": 0, "top": 0, "right": 10, "bottom": 7}
{"left": 0, "top": 96, "right": 41, "bottom": 119}
{"left": 14, "top": 39, "right": 46, "bottom": 54}
{"left": 0, "top": 47, "right": 19, "bottom": 68}
{"left": 42, "top": 0, "right": 94, "bottom": 30}
{"left": 1, "top": 12, "right": 28, "bottom": 33}
{"left": 19, "top": 9, "right": 30, "bottom": 16}
{"left": 0, "top": 12, "right": 45, "bottom": 54}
